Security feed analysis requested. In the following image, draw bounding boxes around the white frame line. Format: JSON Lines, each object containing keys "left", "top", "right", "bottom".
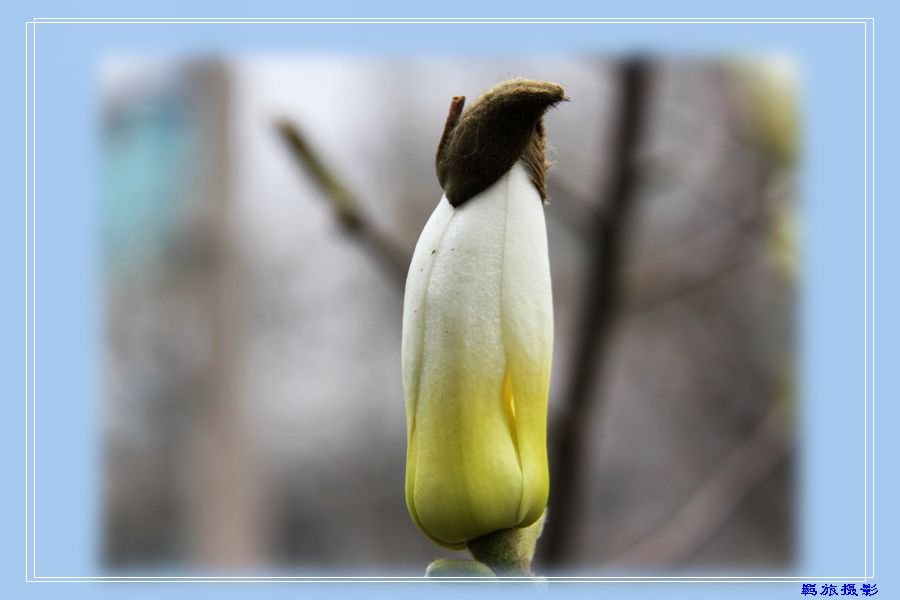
{"left": 23, "top": 16, "right": 876, "bottom": 584}
{"left": 870, "top": 15, "right": 876, "bottom": 581}
{"left": 23, "top": 19, "right": 30, "bottom": 585}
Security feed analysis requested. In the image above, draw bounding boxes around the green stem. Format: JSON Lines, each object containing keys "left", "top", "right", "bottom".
{"left": 466, "top": 512, "right": 546, "bottom": 576}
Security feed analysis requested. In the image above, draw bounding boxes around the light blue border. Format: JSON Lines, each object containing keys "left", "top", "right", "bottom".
{"left": 0, "top": 3, "right": 892, "bottom": 599}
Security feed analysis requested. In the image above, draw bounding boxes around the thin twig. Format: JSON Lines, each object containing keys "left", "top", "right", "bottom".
{"left": 607, "top": 404, "right": 790, "bottom": 567}
{"left": 623, "top": 151, "right": 777, "bottom": 314}
{"left": 275, "top": 119, "right": 410, "bottom": 286}
{"left": 539, "top": 59, "right": 653, "bottom": 569}
{"left": 626, "top": 246, "right": 758, "bottom": 314}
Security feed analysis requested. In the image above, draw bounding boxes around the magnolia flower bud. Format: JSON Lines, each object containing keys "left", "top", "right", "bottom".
{"left": 402, "top": 79, "right": 564, "bottom": 549}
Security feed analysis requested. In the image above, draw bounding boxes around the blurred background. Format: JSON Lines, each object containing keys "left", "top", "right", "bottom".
{"left": 99, "top": 56, "right": 798, "bottom": 575}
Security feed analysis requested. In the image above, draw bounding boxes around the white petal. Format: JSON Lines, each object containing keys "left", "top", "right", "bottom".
{"left": 402, "top": 198, "right": 455, "bottom": 434}
{"left": 500, "top": 163, "right": 553, "bottom": 523}
{"left": 402, "top": 162, "right": 552, "bottom": 544}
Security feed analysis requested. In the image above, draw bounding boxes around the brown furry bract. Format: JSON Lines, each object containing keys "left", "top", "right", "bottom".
{"left": 435, "top": 79, "right": 567, "bottom": 207}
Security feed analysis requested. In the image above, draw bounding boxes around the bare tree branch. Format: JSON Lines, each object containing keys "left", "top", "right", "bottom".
{"left": 539, "top": 59, "right": 653, "bottom": 569}
{"left": 626, "top": 245, "right": 758, "bottom": 314}
{"left": 276, "top": 119, "right": 410, "bottom": 286}
{"left": 623, "top": 150, "right": 778, "bottom": 314}
{"left": 607, "top": 403, "right": 790, "bottom": 567}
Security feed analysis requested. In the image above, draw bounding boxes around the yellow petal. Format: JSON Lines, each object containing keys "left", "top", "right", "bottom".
{"left": 500, "top": 163, "right": 552, "bottom": 526}
{"left": 402, "top": 163, "right": 552, "bottom": 547}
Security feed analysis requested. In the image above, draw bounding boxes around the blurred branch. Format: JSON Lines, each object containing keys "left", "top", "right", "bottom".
{"left": 540, "top": 59, "right": 653, "bottom": 568}
{"left": 637, "top": 152, "right": 764, "bottom": 257}
{"left": 624, "top": 66, "right": 773, "bottom": 269}
{"left": 623, "top": 152, "right": 778, "bottom": 314}
{"left": 607, "top": 404, "right": 790, "bottom": 567}
{"left": 625, "top": 244, "right": 758, "bottom": 314}
{"left": 275, "top": 119, "right": 410, "bottom": 286}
